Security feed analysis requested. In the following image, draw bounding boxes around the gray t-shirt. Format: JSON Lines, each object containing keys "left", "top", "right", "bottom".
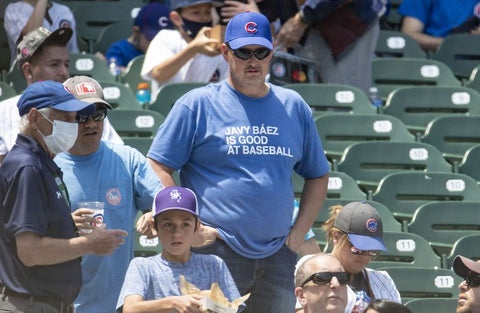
{"left": 116, "top": 253, "right": 241, "bottom": 312}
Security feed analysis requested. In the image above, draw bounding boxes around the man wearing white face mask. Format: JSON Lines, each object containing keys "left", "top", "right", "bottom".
{"left": 0, "top": 80, "right": 128, "bottom": 313}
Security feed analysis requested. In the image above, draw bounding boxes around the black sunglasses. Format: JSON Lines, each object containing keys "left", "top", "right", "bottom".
{"left": 466, "top": 272, "right": 480, "bottom": 288}
{"left": 301, "top": 271, "right": 349, "bottom": 287}
{"left": 228, "top": 44, "right": 271, "bottom": 61}
{"left": 76, "top": 108, "right": 107, "bottom": 124}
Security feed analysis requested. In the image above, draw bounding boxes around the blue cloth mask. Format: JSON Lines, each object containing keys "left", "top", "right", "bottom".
{"left": 181, "top": 17, "right": 212, "bottom": 38}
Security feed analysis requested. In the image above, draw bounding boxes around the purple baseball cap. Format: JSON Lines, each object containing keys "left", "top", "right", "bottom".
{"left": 152, "top": 186, "right": 199, "bottom": 218}
{"left": 17, "top": 80, "right": 95, "bottom": 116}
{"left": 134, "top": 3, "right": 173, "bottom": 41}
{"left": 225, "top": 11, "right": 273, "bottom": 50}
{"left": 334, "top": 202, "right": 387, "bottom": 252}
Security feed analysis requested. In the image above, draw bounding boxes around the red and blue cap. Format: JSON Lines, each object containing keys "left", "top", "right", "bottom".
{"left": 17, "top": 80, "right": 95, "bottom": 116}
{"left": 152, "top": 186, "right": 199, "bottom": 218}
{"left": 134, "top": 3, "right": 173, "bottom": 41}
{"left": 225, "top": 11, "right": 273, "bottom": 50}
{"left": 334, "top": 201, "right": 387, "bottom": 252}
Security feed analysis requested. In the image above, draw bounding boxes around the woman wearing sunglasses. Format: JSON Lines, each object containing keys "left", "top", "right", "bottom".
{"left": 322, "top": 202, "right": 402, "bottom": 312}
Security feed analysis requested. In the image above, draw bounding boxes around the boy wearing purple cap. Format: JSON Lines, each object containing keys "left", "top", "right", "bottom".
{"left": 147, "top": 11, "right": 329, "bottom": 313}
{"left": 0, "top": 81, "right": 127, "bottom": 313}
{"left": 116, "top": 186, "right": 241, "bottom": 313}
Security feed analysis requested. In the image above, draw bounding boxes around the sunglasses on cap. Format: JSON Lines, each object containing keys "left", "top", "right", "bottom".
{"left": 347, "top": 239, "right": 380, "bottom": 257}
{"left": 227, "top": 44, "right": 271, "bottom": 61}
{"left": 465, "top": 272, "right": 480, "bottom": 288}
{"left": 76, "top": 108, "right": 107, "bottom": 124}
{"left": 301, "top": 272, "right": 349, "bottom": 287}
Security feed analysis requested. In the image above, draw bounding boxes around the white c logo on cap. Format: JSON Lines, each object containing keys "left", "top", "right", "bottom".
{"left": 158, "top": 16, "right": 169, "bottom": 27}
{"left": 245, "top": 22, "right": 257, "bottom": 33}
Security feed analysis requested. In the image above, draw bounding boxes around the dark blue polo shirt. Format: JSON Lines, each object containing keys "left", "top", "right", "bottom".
{"left": 0, "top": 134, "right": 82, "bottom": 304}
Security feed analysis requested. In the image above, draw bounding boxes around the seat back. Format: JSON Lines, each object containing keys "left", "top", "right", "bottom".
{"left": 382, "top": 0, "right": 403, "bottom": 30}
{"left": 372, "top": 172, "right": 480, "bottom": 221}
{"left": 383, "top": 86, "right": 480, "bottom": 134}
{"left": 5, "top": 61, "right": 27, "bottom": 94}
{"left": 375, "top": 30, "right": 427, "bottom": 58}
{"left": 315, "top": 113, "right": 415, "bottom": 161}
{"left": 431, "top": 33, "right": 480, "bottom": 79}
{"left": 149, "top": 82, "right": 207, "bottom": 117}
{"left": 458, "top": 144, "right": 480, "bottom": 181}
{"left": 372, "top": 58, "right": 461, "bottom": 99}
{"left": 369, "top": 231, "right": 442, "bottom": 269}
{"left": 0, "top": 81, "right": 17, "bottom": 101}
{"left": 93, "top": 21, "right": 133, "bottom": 55}
{"left": 379, "top": 267, "right": 461, "bottom": 301}
{"left": 283, "top": 83, "right": 376, "bottom": 115}
{"left": 121, "top": 54, "right": 148, "bottom": 94}
{"left": 134, "top": 211, "right": 161, "bottom": 257}
{"left": 443, "top": 234, "right": 480, "bottom": 269}
{"left": 108, "top": 109, "right": 165, "bottom": 137}
{"left": 421, "top": 115, "right": 480, "bottom": 162}
{"left": 407, "top": 201, "right": 480, "bottom": 256}
{"left": 337, "top": 141, "right": 452, "bottom": 191}
{"left": 69, "top": 53, "right": 116, "bottom": 82}
{"left": 405, "top": 298, "right": 459, "bottom": 313}
{"left": 100, "top": 81, "right": 140, "bottom": 109}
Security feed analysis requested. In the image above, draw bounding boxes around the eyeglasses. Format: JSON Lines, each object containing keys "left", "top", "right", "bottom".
{"left": 348, "top": 239, "right": 380, "bottom": 256}
{"left": 76, "top": 108, "right": 107, "bottom": 123}
{"left": 228, "top": 44, "right": 271, "bottom": 61}
{"left": 465, "top": 272, "right": 480, "bottom": 288}
{"left": 301, "top": 272, "right": 349, "bottom": 287}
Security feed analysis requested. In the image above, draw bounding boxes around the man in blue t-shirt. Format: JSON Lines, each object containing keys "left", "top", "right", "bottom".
{"left": 147, "top": 12, "right": 329, "bottom": 313}
{"left": 398, "top": 0, "right": 480, "bottom": 52}
{"left": 54, "top": 76, "right": 162, "bottom": 313}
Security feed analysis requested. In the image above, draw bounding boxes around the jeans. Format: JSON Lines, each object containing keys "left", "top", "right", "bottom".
{"left": 192, "top": 239, "right": 297, "bottom": 313}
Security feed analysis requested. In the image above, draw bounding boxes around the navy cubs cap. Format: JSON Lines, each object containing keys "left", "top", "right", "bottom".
{"left": 152, "top": 186, "right": 199, "bottom": 218}
{"left": 334, "top": 202, "right": 387, "bottom": 252}
{"left": 225, "top": 11, "right": 273, "bottom": 50}
{"left": 17, "top": 80, "right": 95, "bottom": 116}
{"left": 134, "top": 3, "right": 173, "bottom": 41}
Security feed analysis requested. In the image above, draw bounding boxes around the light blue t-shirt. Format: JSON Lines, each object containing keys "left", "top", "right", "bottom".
{"left": 147, "top": 80, "right": 329, "bottom": 259}
{"left": 55, "top": 141, "right": 162, "bottom": 313}
{"left": 398, "top": 0, "right": 479, "bottom": 37}
{"left": 116, "top": 253, "right": 241, "bottom": 312}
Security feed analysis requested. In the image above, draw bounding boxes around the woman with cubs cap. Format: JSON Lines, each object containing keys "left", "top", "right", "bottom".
{"left": 322, "top": 202, "right": 402, "bottom": 312}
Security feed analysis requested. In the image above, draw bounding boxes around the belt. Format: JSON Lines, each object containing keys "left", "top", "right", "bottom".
{"left": 0, "top": 285, "right": 73, "bottom": 313}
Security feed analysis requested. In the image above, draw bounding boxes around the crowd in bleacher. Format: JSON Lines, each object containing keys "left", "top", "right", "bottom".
{"left": 1, "top": 0, "right": 480, "bottom": 313}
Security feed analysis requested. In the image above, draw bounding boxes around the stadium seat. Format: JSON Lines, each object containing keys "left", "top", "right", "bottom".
{"left": 315, "top": 113, "right": 415, "bottom": 162}
{"left": 457, "top": 144, "right": 480, "bottom": 181}
{"left": 421, "top": 115, "right": 480, "bottom": 163}
{"left": 5, "top": 61, "right": 27, "bottom": 94}
{"left": 465, "top": 65, "right": 480, "bottom": 94}
{"left": 108, "top": 109, "right": 165, "bottom": 137}
{"left": 73, "top": 1, "right": 142, "bottom": 53}
{"left": 0, "top": 81, "right": 16, "bottom": 101}
{"left": 380, "top": 0, "right": 403, "bottom": 30}
{"left": 337, "top": 141, "right": 453, "bottom": 192}
{"left": 134, "top": 211, "right": 161, "bottom": 257}
{"left": 368, "top": 231, "right": 442, "bottom": 269}
{"left": 406, "top": 201, "right": 480, "bottom": 256}
{"left": 93, "top": 21, "right": 132, "bottom": 56}
{"left": 375, "top": 30, "right": 427, "bottom": 58}
{"left": 0, "top": 19, "right": 10, "bottom": 76}
{"left": 69, "top": 53, "right": 116, "bottom": 82}
{"left": 371, "top": 172, "right": 480, "bottom": 221}
{"left": 442, "top": 234, "right": 480, "bottom": 269}
{"left": 431, "top": 33, "right": 480, "bottom": 79}
{"left": 404, "top": 298, "right": 459, "bottom": 313}
{"left": 378, "top": 266, "right": 461, "bottom": 302}
{"left": 371, "top": 58, "right": 461, "bottom": 100}
{"left": 121, "top": 54, "right": 148, "bottom": 94}
{"left": 283, "top": 83, "right": 376, "bottom": 115}
{"left": 149, "top": 82, "right": 207, "bottom": 117}
{"left": 382, "top": 86, "right": 480, "bottom": 136}
{"left": 122, "top": 137, "right": 153, "bottom": 156}
{"left": 99, "top": 81, "right": 140, "bottom": 109}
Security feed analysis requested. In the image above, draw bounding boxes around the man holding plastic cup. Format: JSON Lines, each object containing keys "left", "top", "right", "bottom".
{"left": 54, "top": 76, "right": 162, "bottom": 313}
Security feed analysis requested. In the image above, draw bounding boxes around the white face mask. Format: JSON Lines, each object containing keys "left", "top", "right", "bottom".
{"left": 37, "top": 112, "right": 78, "bottom": 155}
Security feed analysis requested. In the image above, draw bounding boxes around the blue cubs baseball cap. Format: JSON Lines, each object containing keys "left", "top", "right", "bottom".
{"left": 225, "top": 11, "right": 273, "bottom": 50}
{"left": 152, "top": 186, "right": 199, "bottom": 218}
{"left": 17, "top": 80, "right": 95, "bottom": 116}
{"left": 134, "top": 3, "right": 173, "bottom": 41}
{"left": 334, "top": 201, "right": 387, "bottom": 252}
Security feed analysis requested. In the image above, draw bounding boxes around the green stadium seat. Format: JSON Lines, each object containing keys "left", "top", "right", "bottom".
{"left": 337, "top": 141, "right": 452, "bottom": 192}
{"left": 283, "top": 83, "right": 376, "bottom": 115}
{"left": 69, "top": 53, "right": 116, "bottom": 82}
{"left": 458, "top": 144, "right": 480, "bottom": 181}
{"left": 149, "top": 82, "right": 207, "bottom": 117}
{"left": 121, "top": 54, "right": 148, "bottom": 94}
{"left": 134, "top": 211, "right": 161, "bottom": 257}
{"left": 442, "top": 234, "right": 480, "bottom": 269}
{"left": 372, "top": 172, "right": 480, "bottom": 221}
{"left": 404, "top": 298, "right": 458, "bottom": 313}
{"left": 99, "top": 81, "right": 140, "bottom": 109}
{"left": 93, "top": 21, "right": 132, "bottom": 56}
{"left": 5, "top": 61, "right": 27, "bottom": 94}
{"left": 375, "top": 30, "right": 427, "bottom": 58}
{"left": 108, "top": 109, "right": 165, "bottom": 137}
{"left": 0, "top": 81, "right": 16, "bottom": 101}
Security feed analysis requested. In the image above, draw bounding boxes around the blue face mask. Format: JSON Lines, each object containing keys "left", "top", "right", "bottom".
{"left": 181, "top": 17, "right": 211, "bottom": 38}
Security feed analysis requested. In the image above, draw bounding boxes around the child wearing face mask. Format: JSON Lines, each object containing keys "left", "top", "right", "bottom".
{"left": 140, "top": 0, "right": 229, "bottom": 103}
